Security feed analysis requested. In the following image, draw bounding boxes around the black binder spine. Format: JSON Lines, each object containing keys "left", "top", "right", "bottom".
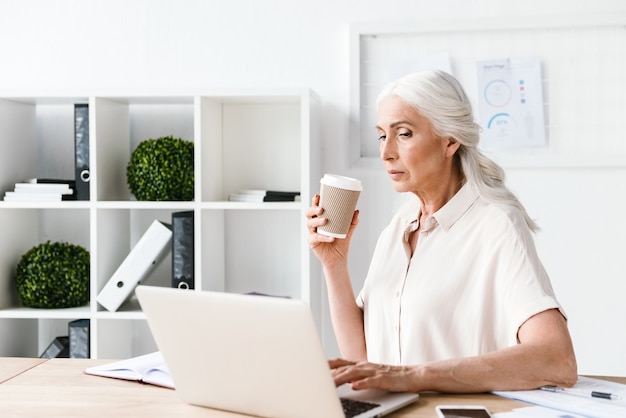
{"left": 172, "top": 211, "right": 194, "bottom": 290}
{"left": 74, "top": 104, "right": 90, "bottom": 200}
{"left": 69, "top": 319, "right": 90, "bottom": 358}
{"left": 40, "top": 336, "right": 70, "bottom": 359}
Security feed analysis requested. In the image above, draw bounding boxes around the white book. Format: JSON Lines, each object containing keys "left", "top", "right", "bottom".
{"left": 15, "top": 183, "right": 72, "bottom": 194}
{"left": 84, "top": 351, "right": 174, "bottom": 389}
{"left": 236, "top": 189, "right": 270, "bottom": 195}
{"left": 97, "top": 220, "right": 172, "bottom": 312}
{"left": 236, "top": 189, "right": 300, "bottom": 196}
{"left": 228, "top": 193, "right": 266, "bottom": 202}
{"left": 3, "top": 191, "right": 62, "bottom": 202}
{"left": 228, "top": 192, "right": 300, "bottom": 202}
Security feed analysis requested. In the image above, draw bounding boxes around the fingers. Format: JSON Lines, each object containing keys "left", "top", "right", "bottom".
{"left": 306, "top": 194, "right": 336, "bottom": 244}
{"left": 306, "top": 194, "right": 360, "bottom": 247}
{"left": 342, "top": 210, "right": 360, "bottom": 241}
{"left": 306, "top": 214, "right": 334, "bottom": 244}
{"left": 331, "top": 361, "right": 410, "bottom": 392}
{"left": 329, "top": 358, "right": 356, "bottom": 369}
{"left": 307, "top": 213, "right": 326, "bottom": 232}
{"left": 312, "top": 193, "right": 320, "bottom": 206}
{"left": 306, "top": 196, "right": 323, "bottom": 220}
{"left": 306, "top": 194, "right": 324, "bottom": 232}
{"left": 332, "top": 361, "right": 377, "bottom": 388}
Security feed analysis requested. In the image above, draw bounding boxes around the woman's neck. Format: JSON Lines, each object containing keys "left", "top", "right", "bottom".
{"left": 415, "top": 171, "right": 464, "bottom": 218}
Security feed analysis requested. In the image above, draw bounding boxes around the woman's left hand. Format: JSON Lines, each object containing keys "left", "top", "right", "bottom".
{"left": 329, "top": 358, "right": 418, "bottom": 393}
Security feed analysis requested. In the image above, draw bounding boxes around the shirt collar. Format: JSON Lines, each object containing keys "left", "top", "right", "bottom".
{"left": 403, "top": 183, "right": 479, "bottom": 233}
{"left": 432, "top": 182, "right": 479, "bottom": 232}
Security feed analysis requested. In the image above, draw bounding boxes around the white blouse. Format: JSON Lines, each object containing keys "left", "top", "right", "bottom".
{"left": 356, "top": 183, "right": 563, "bottom": 365}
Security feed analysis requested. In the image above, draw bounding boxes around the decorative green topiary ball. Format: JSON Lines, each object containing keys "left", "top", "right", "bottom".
{"left": 126, "top": 135, "right": 194, "bottom": 201}
{"left": 15, "top": 241, "right": 90, "bottom": 309}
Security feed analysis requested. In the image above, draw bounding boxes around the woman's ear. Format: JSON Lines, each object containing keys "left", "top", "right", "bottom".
{"left": 445, "top": 137, "right": 461, "bottom": 157}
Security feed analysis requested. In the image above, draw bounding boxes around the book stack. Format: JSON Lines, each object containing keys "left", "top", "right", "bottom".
{"left": 3, "top": 179, "right": 76, "bottom": 202}
{"left": 228, "top": 190, "right": 300, "bottom": 202}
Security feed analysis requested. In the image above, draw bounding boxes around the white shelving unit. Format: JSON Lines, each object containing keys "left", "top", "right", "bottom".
{"left": 0, "top": 89, "right": 321, "bottom": 359}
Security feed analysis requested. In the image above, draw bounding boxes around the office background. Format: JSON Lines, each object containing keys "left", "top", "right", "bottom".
{"left": 1, "top": 0, "right": 625, "bottom": 376}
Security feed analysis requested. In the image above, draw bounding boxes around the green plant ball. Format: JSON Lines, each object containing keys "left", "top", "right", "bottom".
{"left": 126, "top": 135, "right": 194, "bottom": 201}
{"left": 15, "top": 241, "right": 90, "bottom": 309}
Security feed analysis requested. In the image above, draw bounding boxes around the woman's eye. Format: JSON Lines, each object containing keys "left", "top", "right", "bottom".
{"left": 399, "top": 130, "right": 411, "bottom": 137}
{"left": 377, "top": 134, "right": 386, "bottom": 141}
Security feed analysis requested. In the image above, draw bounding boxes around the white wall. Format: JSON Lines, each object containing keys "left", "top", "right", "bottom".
{"left": 1, "top": 0, "right": 625, "bottom": 375}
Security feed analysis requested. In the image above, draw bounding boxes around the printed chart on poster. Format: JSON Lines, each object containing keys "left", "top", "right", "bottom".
{"left": 477, "top": 57, "right": 546, "bottom": 151}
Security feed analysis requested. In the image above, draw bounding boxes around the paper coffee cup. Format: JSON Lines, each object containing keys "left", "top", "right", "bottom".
{"left": 317, "top": 174, "right": 362, "bottom": 239}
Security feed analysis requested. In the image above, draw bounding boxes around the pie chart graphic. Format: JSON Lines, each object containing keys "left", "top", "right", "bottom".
{"left": 487, "top": 112, "right": 515, "bottom": 138}
{"left": 484, "top": 79, "right": 511, "bottom": 107}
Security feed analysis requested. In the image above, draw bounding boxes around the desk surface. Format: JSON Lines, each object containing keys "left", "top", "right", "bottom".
{"left": 0, "top": 357, "right": 45, "bottom": 384}
{"left": 1, "top": 357, "right": 623, "bottom": 418}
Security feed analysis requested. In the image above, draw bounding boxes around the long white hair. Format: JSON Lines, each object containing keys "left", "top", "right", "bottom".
{"left": 377, "top": 69, "right": 538, "bottom": 232}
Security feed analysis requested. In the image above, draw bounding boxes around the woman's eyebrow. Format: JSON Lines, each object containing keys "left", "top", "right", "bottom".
{"left": 375, "top": 120, "right": 412, "bottom": 130}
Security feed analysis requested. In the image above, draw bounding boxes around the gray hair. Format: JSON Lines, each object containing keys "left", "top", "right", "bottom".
{"left": 377, "top": 69, "right": 538, "bottom": 232}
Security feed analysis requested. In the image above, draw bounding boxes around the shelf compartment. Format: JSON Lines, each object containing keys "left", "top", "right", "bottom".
{"left": 0, "top": 319, "right": 38, "bottom": 357}
{"left": 0, "top": 208, "right": 90, "bottom": 311}
{"left": 0, "top": 97, "right": 86, "bottom": 195}
{"left": 199, "top": 95, "right": 302, "bottom": 202}
{"left": 95, "top": 208, "right": 178, "bottom": 313}
{"left": 94, "top": 97, "right": 195, "bottom": 202}
{"left": 200, "top": 209, "right": 301, "bottom": 298}
{"left": 0, "top": 317, "right": 90, "bottom": 358}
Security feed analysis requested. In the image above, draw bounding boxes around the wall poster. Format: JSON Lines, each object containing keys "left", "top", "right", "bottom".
{"left": 476, "top": 57, "right": 547, "bottom": 151}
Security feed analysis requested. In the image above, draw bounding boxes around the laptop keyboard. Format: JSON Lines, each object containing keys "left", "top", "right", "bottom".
{"left": 341, "top": 397, "right": 381, "bottom": 418}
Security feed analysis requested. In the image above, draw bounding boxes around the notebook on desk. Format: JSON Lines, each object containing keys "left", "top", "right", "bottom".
{"left": 135, "top": 285, "right": 419, "bottom": 418}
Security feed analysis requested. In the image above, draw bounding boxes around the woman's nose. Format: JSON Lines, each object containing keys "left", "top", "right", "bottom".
{"left": 380, "top": 137, "right": 395, "bottom": 161}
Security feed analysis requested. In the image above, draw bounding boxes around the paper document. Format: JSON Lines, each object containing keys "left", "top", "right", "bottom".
{"left": 493, "top": 376, "right": 626, "bottom": 418}
{"left": 493, "top": 405, "right": 585, "bottom": 417}
{"left": 84, "top": 351, "right": 174, "bottom": 389}
{"left": 476, "top": 57, "right": 546, "bottom": 151}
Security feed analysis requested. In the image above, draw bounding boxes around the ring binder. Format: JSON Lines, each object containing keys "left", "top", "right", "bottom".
{"left": 172, "top": 211, "right": 194, "bottom": 290}
{"left": 97, "top": 220, "right": 172, "bottom": 312}
{"left": 74, "top": 103, "right": 90, "bottom": 200}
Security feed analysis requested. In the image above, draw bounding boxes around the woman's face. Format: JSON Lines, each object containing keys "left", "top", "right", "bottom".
{"left": 376, "top": 95, "right": 458, "bottom": 194}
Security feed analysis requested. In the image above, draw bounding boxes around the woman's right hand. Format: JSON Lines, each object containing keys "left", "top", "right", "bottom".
{"left": 305, "top": 194, "right": 359, "bottom": 268}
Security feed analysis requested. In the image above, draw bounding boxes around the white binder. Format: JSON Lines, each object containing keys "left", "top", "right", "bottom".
{"left": 97, "top": 220, "right": 172, "bottom": 312}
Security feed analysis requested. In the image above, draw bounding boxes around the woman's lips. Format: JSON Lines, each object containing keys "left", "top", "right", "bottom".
{"left": 387, "top": 170, "right": 404, "bottom": 180}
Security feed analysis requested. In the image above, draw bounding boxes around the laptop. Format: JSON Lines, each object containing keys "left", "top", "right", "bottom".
{"left": 135, "top": 285, "right": 419, "bottom": 418}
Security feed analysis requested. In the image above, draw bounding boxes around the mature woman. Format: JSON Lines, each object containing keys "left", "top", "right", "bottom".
{"left": 306, "top": 70, "right": 577, "bottom": 393}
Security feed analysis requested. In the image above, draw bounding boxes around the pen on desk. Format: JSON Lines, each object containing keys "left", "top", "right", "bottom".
{"left": 539, "top": 385, "right": 622, "bottom": 401}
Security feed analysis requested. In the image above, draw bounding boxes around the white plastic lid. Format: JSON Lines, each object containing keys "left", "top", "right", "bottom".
{"left": 320, "top": 174, "right": 362, "bottom": 191}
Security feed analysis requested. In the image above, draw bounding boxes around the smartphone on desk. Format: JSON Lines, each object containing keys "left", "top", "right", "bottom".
{"left": 435, "top": 405, "right": 493, "bottom": 418}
